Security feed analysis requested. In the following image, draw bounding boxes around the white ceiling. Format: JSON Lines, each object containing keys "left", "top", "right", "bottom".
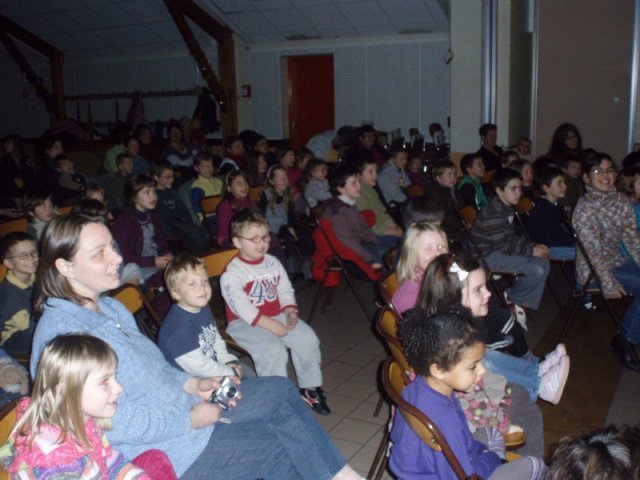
{"left": 0, "top": 0, "right": 448, "bottom": 60}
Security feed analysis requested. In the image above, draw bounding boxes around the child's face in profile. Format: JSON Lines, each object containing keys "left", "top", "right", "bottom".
{"left": 435, "top": 168, "right": 457, "bottom": 189}
{"left": 460, "top": 269, "right": 491, "bottom": 317}
{"left": 360, "top": 164, "right": 377, "bottom": 187}
{"left": 81, "top": 361, "right": 122, "bottom": 420}
{"left": 543, "top": 175, "right": 567, "bottom": 201}
{"left": 195, "top": 159, "right": 214, "bottom": 178}
{"left": 311, "top": 165, "right": 327, "bottom": 181}
{"left": 564, "top": 161, "right": 581, "bottom": 179}
{"left": 33, "top": 198, "right": 55, "bottom": 222}
{"left": 232, "top": 223, "right": 271, "bottom": 262}
{"left": 391, "top": 152, "right": 408, "bottom": 170}
{"left": 496, "top": 178, "right": 522, "bottom": 206}
{"left": 467, "top": 158, "right": 485, "bottom": 179}
{"left": 172, "top": 266, "right": 212, "bottom": 312}
{"left": 337, "top": 174, "right": 361, "bottom": 200}
{"left": 3, "top": 240, "right": 38, "bottom": 277}
{"left": 228, "top": 175, "right": 249, "bottom": 199}
{"left": 431, "top": 342, "right": 486, "bottom": 396}
{"left": 57, "top": 159, "right": 74, "bottom": 174}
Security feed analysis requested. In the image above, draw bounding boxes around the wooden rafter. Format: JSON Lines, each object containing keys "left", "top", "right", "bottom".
{"left": 0, "top": 13, "right": 66, "bottom": 119}
{"left": 163, "top": 0, "right": 237, "bottom": 136}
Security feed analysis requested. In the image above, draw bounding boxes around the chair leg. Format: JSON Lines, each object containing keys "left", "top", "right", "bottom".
{"left": 368, "top": 425, "right": 390, "bottom": 480}
{"left": 558, "top": 290, "right": 586, "bottom": 341}
{"left": 340, "top": 269, "right": 372, "bottom": 320}
{"left": 307, "top": 276, "right": 329, "bottom": 325}
{"left": 600, "top": 297, "right": 640, "bottom": 369}
{"left": 546, "top": 279, "right": 562, "bottom": 308}
{"left": 373, "top": 394, "right": 385, "bottom": 417}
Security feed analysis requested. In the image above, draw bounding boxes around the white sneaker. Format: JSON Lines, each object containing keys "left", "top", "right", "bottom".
{"left": 538, "top": 356, "right": 570, "bottom": 405}
{"left": 538, "top": 344, "right": 567, "bottom": 377}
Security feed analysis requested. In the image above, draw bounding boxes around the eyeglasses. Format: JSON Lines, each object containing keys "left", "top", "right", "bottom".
{"left": 592, "top": 167, "right": 617, "bottom": 176}
{"left": 159, "top": 175, "right": 174, "bottom": 180}
{"left": 237, "top": 235, "right": 271, "bottom": 245}
{"left": 6, "top": 251, "right": 38, "bottom": 261}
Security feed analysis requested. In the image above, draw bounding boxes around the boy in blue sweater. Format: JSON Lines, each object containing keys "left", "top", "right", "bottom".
{"left": 525, "top": 166, "right": 575, "bottom": 261}
{"left": 158, "top": 253, "right": 253, "bottom": 379}
{"left": 0, "top": 232, "right": 38, "bottom": 357}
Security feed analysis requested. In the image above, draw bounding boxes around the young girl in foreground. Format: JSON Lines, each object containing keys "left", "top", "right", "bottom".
{"left": 0, "top": 334, "right": 175, "bottom": 479}
{"left": 390, "top": 308, "right": 546, "bottom": 479}
{"left": 416, "top": 254, "right": 570, "bottom": 405}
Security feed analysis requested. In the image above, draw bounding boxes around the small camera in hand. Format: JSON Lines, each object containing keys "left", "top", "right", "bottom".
{"left": 209, "top": 376, "right": 239, "bottom": 410}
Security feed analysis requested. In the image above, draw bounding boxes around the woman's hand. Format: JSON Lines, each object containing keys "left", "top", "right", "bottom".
{"left": 190, "top": 402, "right": 222, "bottom": 428}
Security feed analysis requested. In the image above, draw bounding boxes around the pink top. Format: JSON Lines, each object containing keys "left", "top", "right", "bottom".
{"left": 216, "top": 197, "right": 256, "bottom": 246}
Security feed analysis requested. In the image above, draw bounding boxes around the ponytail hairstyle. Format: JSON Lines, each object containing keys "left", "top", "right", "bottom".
{"left": 14, "top": 335, "right": 118, "bottom": 449}
{"left": 415, "top": 254, "right": 483, "bottom": 315}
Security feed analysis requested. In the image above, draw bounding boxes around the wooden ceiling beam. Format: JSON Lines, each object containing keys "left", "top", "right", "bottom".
{"left": 0, "top": 13, "right": 66, "bottom": 120}
{"left": 163, "top": 0, "right": 237, "bottom": 135}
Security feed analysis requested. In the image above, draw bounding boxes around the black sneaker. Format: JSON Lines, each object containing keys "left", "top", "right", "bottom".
{"left": 300, "top": 387, "right": 331, "bottom": 415}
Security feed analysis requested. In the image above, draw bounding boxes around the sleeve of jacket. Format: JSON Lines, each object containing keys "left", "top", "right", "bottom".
{"left": 330, "top": 206, "right": 374, "bottom": 263}
{"left": 112, "top": 211, "right": 156, "bottom": 268}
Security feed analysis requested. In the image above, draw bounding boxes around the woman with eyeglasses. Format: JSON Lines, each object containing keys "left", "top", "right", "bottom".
{"left": 30, "top": 212, "right": 365, "bottom": 480}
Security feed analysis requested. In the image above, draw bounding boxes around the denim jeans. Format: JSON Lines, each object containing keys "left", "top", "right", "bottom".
{"left": 612, "top": 257, "right": 640, "bottom": 344}
{"left": 483, "top": 349, "right": 540, "bottom": 403}
{"left": 485, "top": 252, "right": 550, "bottom": 310}
{"left": 549, "top": 246, "right": 575, "bottom": 261}
{"left": 182, "top": 376, "right": 345, "bottom": 480}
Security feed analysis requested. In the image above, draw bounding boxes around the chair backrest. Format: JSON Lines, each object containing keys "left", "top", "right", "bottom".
{"left": 0, "top": 264, "right": 6, "bottom": 282}
{"left": 0, "top": 400, "right": 18, "bottom": 479}
{"left": 110, "top": 284, "right": 162, "bottom": 341}
{"left": 200, "top": 194, "right": 223, "bottom": 217}
{"left": 249, "top": 185, "right": 263, "bottom": 203}
{"left": 405, "top": 184, "right": 424, "bottom": 198}
{"left": 57, "top": 205, "right": 73, "bottom": 215}
{"left": 377, "top": 271, "right": 400, "bottom": 308}
{"left": 382, "top": 358, "right": 478, "bottom": 480}
{"left": 0, "top": 217, "right": 28, "bottom": 238}
{"left": 201, "top": 248, "right": 239, "bottom": 279}
{"left": 376, "top": 307, "right": 412, "bottom": 373}
{"left": 515, "top": 197, "right": 534, "bottom": 215}
{"left": 458, "top": 206, "right": 477, "bottom": 228}
{"left": 177, "top": 178, "right": 200, "bottom": 225}
{"left": 383, "top": 246, "right": 398, "bottom": 271}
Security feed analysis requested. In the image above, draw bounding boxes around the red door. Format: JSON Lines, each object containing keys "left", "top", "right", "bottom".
{"left": 287, "top": 54, "right": 334, "bottom": 148}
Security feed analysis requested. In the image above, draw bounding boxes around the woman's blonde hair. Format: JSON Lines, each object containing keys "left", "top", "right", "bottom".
{"left": 396, "top": 222, "right": 447, "bottom": 283}
{"left": 15, "top": 335, "right": 118, "bottom": 449}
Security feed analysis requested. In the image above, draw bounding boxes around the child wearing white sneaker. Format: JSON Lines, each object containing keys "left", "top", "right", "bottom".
{"left": 418, "top": 254, "right": 571, "bottom": 406}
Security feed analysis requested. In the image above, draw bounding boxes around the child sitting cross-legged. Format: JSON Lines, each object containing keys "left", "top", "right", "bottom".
{"left": 158, "top": 253, "right": 255, "bottom": 379}
{"left": 221, "top": 208, "right": 330, "bottom": 415}
{"left": 0, "top": 232, "right": 38, "bottom": 358}
{"left": 390, "top": 308, "right": 547, "bottom": 479}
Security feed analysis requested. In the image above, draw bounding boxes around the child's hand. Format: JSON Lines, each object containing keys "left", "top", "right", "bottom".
{"left": 155, "top": 254, "right": 173, "bottom": 269}
{"left": 285, "top": 308, "right": 298, "bottom": 330}
{"left": 190, "top": 402, "right": 222, "bottom": 428}
{"left": 532, "top": 244, "right": 550, "bottom": 259}
{"left": 371, "top": 262, "right": 383, "bottom": 271}
{"left": 258, "top": 315, "right": 287, "bottom": 336}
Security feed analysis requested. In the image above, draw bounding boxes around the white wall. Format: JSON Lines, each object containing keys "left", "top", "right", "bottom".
{"left": 241, "top": 34, "right": 451, "bottom": 141}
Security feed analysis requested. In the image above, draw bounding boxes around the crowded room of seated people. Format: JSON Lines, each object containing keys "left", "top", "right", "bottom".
{"left": 1, "top": 119, "right": 639, "bottom": 479}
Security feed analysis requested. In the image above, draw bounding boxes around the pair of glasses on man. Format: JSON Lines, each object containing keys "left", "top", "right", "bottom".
{"left": 6, "top": 251, "right": 38, "bottom": 261}
{"left": 237, "top": 235, "right": 271, "bottom": 245}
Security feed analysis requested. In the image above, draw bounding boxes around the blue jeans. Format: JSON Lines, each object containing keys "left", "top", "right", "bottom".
{"left": 483, "top": 349, "right": 540, "bottom": 403}
{"left": 485, "top": 252, "right": 550, "bottom": 310}
{"left": 612, "top": 257, "right": 640, "bottom": 344}
{"left": 549, "top": 246, "right": 575, "bottom": 261}
{"left": 182, "top": 377, "right": 345, "bottom": 480}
